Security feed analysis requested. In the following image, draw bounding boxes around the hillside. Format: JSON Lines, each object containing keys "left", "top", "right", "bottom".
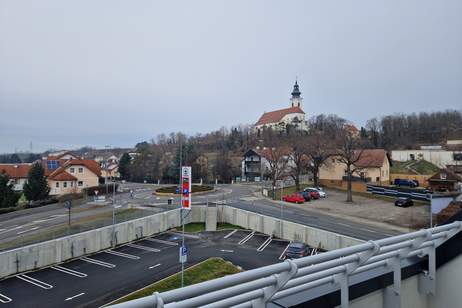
{"left": 390, "top": 159, "right": 439, "bottom": 175}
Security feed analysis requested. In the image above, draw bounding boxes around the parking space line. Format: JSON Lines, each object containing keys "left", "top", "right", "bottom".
{"left": 257, "top": 237, "right": 272, "bottom": 252}
{"left": 16, "top": 274, "right": 53, "bottom": 289}
{"left": 223, "top": 229, "right": 237, "bottom": 239}
{"left": 279, "top": 242, "right": 292, "bottom": 260}
{"left": 80, "top": 257, "right": 116, "bottom": 268}
{"left": 51, "top": 265, "right": 87, "bottom": 278}
{"left": 238, "top": 231, "right": 255, "bottom": 245}
{"left": 148, "top": 263, "right": 161, "bottom": 269}
{"left": 104, "top": 250, "right": 140, "bottom": 260}
{"left": 0, "top": 293, "right": 12, "bottom": 304}
{"left": 145, "top": 238, "right": 178, "bottom": 246}
{"left": 65, "top": 292, "right": 85, "bottom": 301}
{"left": 126, "top": 243, "right": 160, "bottom": 252}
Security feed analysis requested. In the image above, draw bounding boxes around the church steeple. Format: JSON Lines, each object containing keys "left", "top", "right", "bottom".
{"left": 290, "top": 79, "right": 303, "bottom": 107}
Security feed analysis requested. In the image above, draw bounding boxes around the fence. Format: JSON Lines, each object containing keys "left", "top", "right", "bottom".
{"left": 366, "top": 184, "right": 431, "bottom": 201}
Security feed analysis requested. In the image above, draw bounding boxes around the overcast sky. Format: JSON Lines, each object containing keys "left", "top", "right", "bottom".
{"left": 1, "top": 1, "right": 461, "bottom": 153}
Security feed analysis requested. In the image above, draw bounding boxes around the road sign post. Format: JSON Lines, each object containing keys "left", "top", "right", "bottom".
{"left": 64, "top": 200, "right": 72, "bottom": 226}
{"left": 180, "top": 165, "right": 192, "bottom": 288}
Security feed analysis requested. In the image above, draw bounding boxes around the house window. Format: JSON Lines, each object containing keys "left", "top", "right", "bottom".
{"left": 56, "top": 182, "right": 59, "bottom": 188}
{"left": 376, "top": 177, "right": 380, "bottom": 182}
{"left": 440, "top": 173, "right": 447, "bottom": 180}
{"left": 410, "top": 154, "right": 415, "bottom": 160}
{"left": 63, "top": 182, "right": 67, "bottom": 188}
{"left": 78, "top": 181, "right": 83, "bottom": 187}
{"left": 78, "top": 167, "right": 84, "bottom": 173}
{"left": 70, "top": 167, "right": 75, "bottom": 173}
{"left": 70, "top": 181, "right": 73, "bottom": 187}
{"left": 360, "top": 172, "right": 365, "bottom": 179}
{"left": 332, "top": 158, "right": 336, "bottom": 163}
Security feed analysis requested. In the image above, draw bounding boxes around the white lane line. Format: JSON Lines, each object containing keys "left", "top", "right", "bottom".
{"left": 336, "top": 223, "right": 351, "bottom": 227}
{"left": 50, "top": 214, "right": 66, "bottom": 218}
{"left": 257, "top": 237, "right": 272, "bottom": 252}
{"left": 16, "top": 274, "right": 53, "bottom": 289}
{"left": 279, "top": 242, "right": 292, "bottom": 260}
{"left": 224, "top": 229, "right": 237, "bottom": 239}
{"left": 148, "top": 263, "right": 161, "bottom": 269}
{"left": 238, "top": 231, "right": 255, "bottom": 245}
{"left": 145, "top": 238, "right": 178, "bottom": 246}
{"left": 126, "top": 243, "right": 160, "bottom": 252}
{"left": 51, "top": 265, "right": 87, "bottom": 278}
{"left": 0, "top": 293, "right": 12, "bottom": 304}
{"left": 104, "top": 250, "right": 140, "bottom": 260}
{"left": 220, "top": 249, "right": 234, "bottom": 253}
{"left": 65, "top": 292, "right": 85, "bottom": 301}
{"left": 80, "top": 257, "right": 116, "bottom": 268}
{"left": 168, "top": 232, "right": 200, "bottom": 239}
{"left": 17, "top": 226, "right": 39, "bottom": 235}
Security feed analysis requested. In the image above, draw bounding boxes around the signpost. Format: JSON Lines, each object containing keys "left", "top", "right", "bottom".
{"left": 64, "top": 200, "right": 72, "bottom": 226}
{"left": 179, "top": 245, "right": 188, "bottom": 263}
{"left": 180, "top": 166, "right": 192, "bottom": 287}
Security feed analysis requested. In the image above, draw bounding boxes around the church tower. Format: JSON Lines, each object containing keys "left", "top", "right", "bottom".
{"left": 290, "top": 80, "right": 303, "bottom": 108}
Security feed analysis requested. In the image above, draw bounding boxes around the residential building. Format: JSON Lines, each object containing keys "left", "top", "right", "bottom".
{"left": 428, "top": 169, "right": 462, "bottom": 192}
{"left": 43, "top": 157, "right": 101, "bottom": 195}
{"left": 0, "top": 163, "right": 32, "bottom": 191}
{"left": 319, "top": 149, "right": 391, "bottom": 185}
{"left": 254, "top": 81, "right": 308, "bottom": 133}
{"left": 241, "top": 147, "right": 295, "bottom": 182}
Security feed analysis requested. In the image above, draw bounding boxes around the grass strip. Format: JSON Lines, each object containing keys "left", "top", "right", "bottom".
{"left": 111, "top": 257, "right": 241, "bottom": 304}
{"left": 180, "top": 222, "right": 243, "bottom": 233}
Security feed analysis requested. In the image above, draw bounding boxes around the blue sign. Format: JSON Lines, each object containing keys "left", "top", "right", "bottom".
{"left": 64, "top": 200, "right": 72, "bottom": 209}
{"left": 183, "top": 188, "right": 189, "bottom": 194}
{"left": 179, "top": 245, "right": 188, "bottom": 263}
{"left": 181, "top": 245, "right": 187, "bottom": 256}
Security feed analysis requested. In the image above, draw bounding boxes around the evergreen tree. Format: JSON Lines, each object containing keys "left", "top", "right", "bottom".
{"left": 0, "top": 173, "right": 20, "bottom": 208}
{"left": 118, "top": 153, "right": 131, "bottom": 180}
{"left": 23, "top": 163, "right": 50, "bottom": 201}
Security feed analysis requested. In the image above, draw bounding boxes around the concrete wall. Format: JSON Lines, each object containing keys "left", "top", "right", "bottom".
{"left": 218, "top": 206, "right": 364, "bottom": 251}
{"left": 0, "top": 207, "right": 207, "bottom": 279}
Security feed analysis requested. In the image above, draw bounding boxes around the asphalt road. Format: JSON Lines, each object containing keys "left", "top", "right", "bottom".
{"left": 0, "top": 229, "right": 291, "bottom": 308}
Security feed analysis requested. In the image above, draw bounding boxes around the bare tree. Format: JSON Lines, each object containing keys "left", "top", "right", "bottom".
{"left": 336, "top": 130, "right": 365, "bottom": 202}
{"left": 305, "top": 130, "right": 334, "bottom": 187}
{"left": 262, "top": 147, "right": 290, "bottom": 196}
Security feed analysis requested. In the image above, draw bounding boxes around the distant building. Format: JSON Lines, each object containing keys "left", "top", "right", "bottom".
{"left": 254, "top": 81, "right": 308, "bottom": 133}
{"left": 428, "top": 169, "right": 462, "bottom": 192}
{"left": 0, "top": 163, "right": 32, "bottom": 191}
{"left": 391, "top": 141, "right": 462, "bottom": 168}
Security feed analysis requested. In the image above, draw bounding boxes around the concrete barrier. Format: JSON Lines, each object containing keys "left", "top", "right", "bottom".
{"left": 0, "top": 205, "right": 362, "bottom": 279}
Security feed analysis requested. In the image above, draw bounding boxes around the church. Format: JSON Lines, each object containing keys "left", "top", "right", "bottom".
{"left": 254, "top": 81, "right": 308, "bottom": 133}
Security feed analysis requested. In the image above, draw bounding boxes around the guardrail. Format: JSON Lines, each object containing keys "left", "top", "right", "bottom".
{"left": 109, "top": 221, "right": 462, "bottom": 308}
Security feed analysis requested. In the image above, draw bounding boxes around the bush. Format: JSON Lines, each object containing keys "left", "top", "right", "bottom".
{"left": 0, "top": 207, "right": 20, "bottom": 214}
{"left": 156, "top": 185, "right": 213, "bottom": 194}
{"left": 27, "top": 198, "right": 59, "bottom": 208}
{"left": 57, "top": 193, "right": 84, "bottom": 202}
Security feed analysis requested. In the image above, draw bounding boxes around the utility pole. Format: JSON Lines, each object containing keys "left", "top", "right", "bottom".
{"left": 179, "top": 139, "right": 185, "bottom": 288}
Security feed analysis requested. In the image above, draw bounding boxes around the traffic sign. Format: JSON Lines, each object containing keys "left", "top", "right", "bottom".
{"left": 179, "top": 245, "right": 188, "bottom": 263}
{"left": 181, "top": 166, "right": 192, "bottom": 210}
{"left": 64, "top": 200, "right": 72, "bottom": 209}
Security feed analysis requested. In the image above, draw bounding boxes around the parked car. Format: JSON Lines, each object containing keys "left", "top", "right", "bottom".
{"left": 395, "top": 197, "right": 414, "bottom": 207}
{"left": 284, "top": 242, "right": 310, "bottom": 259}
{"left": 282, "top": 194, "right": 305, "bottom": 204}
{"left": 298, "top": 191, "right": 312, "bottom": 202}
{"left": 393, "top": 179, "right": 419, "bottom": 188}
{"left": 304, "top": 187, "right": 327, "bottom": 198}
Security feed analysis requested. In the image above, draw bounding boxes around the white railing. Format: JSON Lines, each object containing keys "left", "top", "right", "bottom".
{"left": 109, "top": 221, "right": 462, "bottom": 308}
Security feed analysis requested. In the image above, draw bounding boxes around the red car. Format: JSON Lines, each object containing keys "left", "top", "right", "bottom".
{"left": 282, "top": 194, "right": 305, "bottom": 204}
{"left": 308, "top": 191, "right": 320, "bottom": 200}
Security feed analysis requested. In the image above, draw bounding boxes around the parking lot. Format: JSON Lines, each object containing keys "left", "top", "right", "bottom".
{"left": 0, "top": 229, "right": 298, "bottom": 308}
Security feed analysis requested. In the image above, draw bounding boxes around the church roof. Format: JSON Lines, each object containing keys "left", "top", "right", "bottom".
{"left": 255, "top": 106, "right": 305, "bottom": 126}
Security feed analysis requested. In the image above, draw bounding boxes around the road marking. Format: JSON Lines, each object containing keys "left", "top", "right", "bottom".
{"left": 148, "top": 263, "right": 161, "bottom": 269}
{"left": 65, "top": 292, "right": 85, "bottom": 301}
{"left": 220, "top": 249, "right": 234, "bottom": 253}
{"left": 145, "top": 238, "right": 178, "bottom": 246}
{"left": 16, "top": 274, "right": 53, "bottom": 289}
{"left": 80, "top": 257, "right": 116, "bottom": 268}
{"left": 126, "top": 243, "right": 160, "bottom": 252}
{"left": 0, "top": 293, "right": 12, "bottom": 304}
{"left": 224, "top": 229, "right": 237, "bottom": 239}
{"left": 168, "top": 232, "right": 200, "bottom": 239}
{"left": 257, "top": 237, "right": 272, "bottom": 252}
{"left": 51, "top": 265, "right": 87, "bottom": 278}
{"left": 336, "top": 223, "right": 351, "bottom": 227}
{"left": 104, "top": 250, "right": 140, "bottom": 260}
{"left": 17, "top": 226, "right": 39, "bottom": 235}
{"left": 359, "top": 227, "right": 380, "bottom": 233}
{"left": 238, "top": 231, "right": 255, "bottom": 245}
{"left": 279, "top": 242, "right": 292, "bottom": 260}
{"left": 50, "top": 214, "right": 66, "bottom": 218}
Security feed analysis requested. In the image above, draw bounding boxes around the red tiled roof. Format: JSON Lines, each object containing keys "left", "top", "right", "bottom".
{"left": 255, "top": 106, "right": 305, "bottom": 126}
{"left": 428, "top": 169, "right": 462, "bottom": 182}
{"left": 354, "top": 149, "right": 388, "bottom": 168}
{"left": 47, "top": 159, "right": 102, "bottom": 180}
{"left": 0, "top": 164, "right": 32, "bottom": 178}
{"left": 51, "top": 172, "right": 78, "bottom": 181}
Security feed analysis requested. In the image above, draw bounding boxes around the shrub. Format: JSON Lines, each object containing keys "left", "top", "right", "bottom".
{"left": 156, "top": 185, "right": 213, "bottom": 194}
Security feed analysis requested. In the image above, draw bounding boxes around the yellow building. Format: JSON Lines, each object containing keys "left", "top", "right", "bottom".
{"left": 319, "top": 149, "right": 390, "bottom": 185}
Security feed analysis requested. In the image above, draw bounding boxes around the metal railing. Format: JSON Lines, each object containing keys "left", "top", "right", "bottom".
{"left": 109, "top": 221, "right": 462, "bottom": 308}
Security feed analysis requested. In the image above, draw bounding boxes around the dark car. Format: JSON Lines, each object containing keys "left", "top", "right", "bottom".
{"left": 298, "top": 191, "right": 312, "bottom": 202}
{"left": 393, "top": 179, "right": 419, "bottom": 188}
{"left": 395, "top": 197, "right": 414, "bottom": 207}
{"left": 284, "top": 242, "right": 310, "bottom": 259}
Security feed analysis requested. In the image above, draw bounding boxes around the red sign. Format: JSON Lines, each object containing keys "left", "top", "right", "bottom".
{"left": 181, "top": 166, "right": 192, "bottom": 209}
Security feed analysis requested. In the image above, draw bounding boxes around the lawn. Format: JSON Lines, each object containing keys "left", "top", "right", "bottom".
{"left": 112, "top": 258, "right": 241, "bottom": 304}
{"left": 390, "top": 160, "right": 439, "bottom": 175}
